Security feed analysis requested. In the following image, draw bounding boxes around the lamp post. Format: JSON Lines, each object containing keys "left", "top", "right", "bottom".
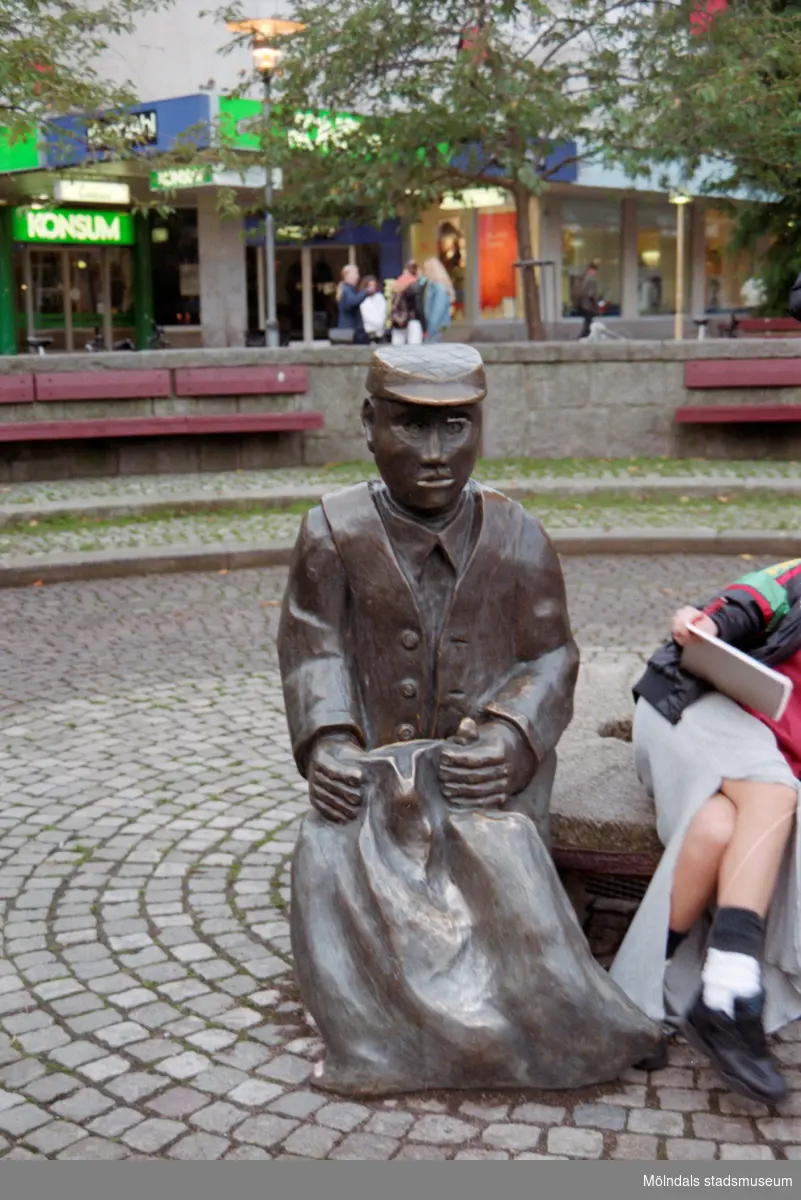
{"left": 227, "top": 17, "right": 304, "bottom": 348}
{"left": 670, "top": 191, "right": 691, "bottom": 341}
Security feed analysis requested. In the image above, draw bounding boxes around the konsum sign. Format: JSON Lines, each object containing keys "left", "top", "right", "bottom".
{"left": 12, "top": 207, "right": 135, "bottom": 246}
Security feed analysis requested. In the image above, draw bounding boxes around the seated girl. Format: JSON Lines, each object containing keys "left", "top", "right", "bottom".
{"left": 611, "top": 558, "right": 801, "bottom": 1104}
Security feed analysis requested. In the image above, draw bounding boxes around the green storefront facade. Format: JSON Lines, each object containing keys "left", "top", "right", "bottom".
{"left": 0, "top": 203, "right": 154, "bottom": 354}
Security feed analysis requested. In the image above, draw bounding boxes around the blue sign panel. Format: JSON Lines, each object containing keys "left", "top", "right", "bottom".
{"left": 46, "top": 94, "right": 211, "bottom": 167}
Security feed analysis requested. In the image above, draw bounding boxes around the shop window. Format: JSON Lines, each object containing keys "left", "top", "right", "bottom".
{"left": 562, "top": 198, "right": 622, "bottom": 317}
{"left": 411, "top": 208, "right": 467, "bottom": 317}
{"left": 704, "top": 209, "right": 771, "bottom": 312}
{"left": 636, "top": 201, "right": 691, "bottom": 315}
{"left": 151, "top": 209, "right": 200, "bottom": 326}
{"left": 411, "top": 199, "right": 521, "bottom": 320}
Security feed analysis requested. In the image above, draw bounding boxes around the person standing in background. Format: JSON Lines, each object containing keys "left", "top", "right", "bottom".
{"left": 577, "top": 262, "right": 600, "bottom": 339}
{"left": 360, "top": 276, "right": 387, "bottom": 343}
{"left": 422, "top": 258, "right": 455, "bottom": 342}
{"left": 336, "top": 264, "right": 369, "bottom": 344}
{"left": 390, "top": 260, "right": 426, "bottom": 345}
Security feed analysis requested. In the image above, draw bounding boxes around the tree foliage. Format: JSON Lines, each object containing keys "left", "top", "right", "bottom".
{"left": 211, "top": 0, "right": 638, "bottom": 339}
{"left": 599, "top": 0, "right": 801, "bottom": 313}
{"left": 0, "top": 1, "right": 172, "bottom": 143}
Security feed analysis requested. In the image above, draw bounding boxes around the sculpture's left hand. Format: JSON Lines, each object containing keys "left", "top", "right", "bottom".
{"left": 439, "top": 718, "right": 535, "bottom": 809}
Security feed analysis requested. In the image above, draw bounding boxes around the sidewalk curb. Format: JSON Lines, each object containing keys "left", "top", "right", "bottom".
{"left": 2, "top": 475, "right": 801, "bottom": 528}
{"left": 3, "top": 528, "right": 801, "bottom": 588}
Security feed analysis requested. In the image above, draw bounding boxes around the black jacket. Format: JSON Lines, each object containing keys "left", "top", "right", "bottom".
{"left": 634, "top": 559, "right": 801, "bottom": 724}
{"left": 790, "top": 272, "right": 801, "bottom": 322}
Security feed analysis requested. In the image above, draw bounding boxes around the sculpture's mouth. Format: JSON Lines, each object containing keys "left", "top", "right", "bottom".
{"left": 418, "top": 475, "right": 455, "bottom": 488}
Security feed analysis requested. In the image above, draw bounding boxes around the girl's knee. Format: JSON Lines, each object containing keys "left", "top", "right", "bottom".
{"left": 694, "top": 797, "right": 737, "bottom": 853}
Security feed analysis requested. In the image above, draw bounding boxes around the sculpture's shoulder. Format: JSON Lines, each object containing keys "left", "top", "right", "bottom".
{"left": 319, "top": 481, "right": 375, "bottom": 531}
{"left": 474, "top": 482, "right": 553, "bottom": 561}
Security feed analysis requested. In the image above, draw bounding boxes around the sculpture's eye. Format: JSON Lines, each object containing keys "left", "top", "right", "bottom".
{"left": 446, "top": 419, "right": 467, "bottom": 436}
{"left": 404, "top": 421, "right": 425, "bottom": 436}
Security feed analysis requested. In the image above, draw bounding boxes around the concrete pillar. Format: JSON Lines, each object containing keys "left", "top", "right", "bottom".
{"left": 463, "top": 207, "right": 480, "bottom": 324}
{"left": 621, "top": 197, "right": 639, "bottom": 320}
{"left": 690, "top": 200, "right": 707, "bottom": 317}
{"left": 539, "top": 193, "right": 562, "bottom": 324}
{"left": 197, "top": 190, "right": 248, "bottom": 348}
{"left": 301, "top": 245, "right": 313, "bottom": 343}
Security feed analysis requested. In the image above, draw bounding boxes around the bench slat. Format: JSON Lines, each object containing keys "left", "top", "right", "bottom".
{"left": 0, "top": 376, "right": 35, "bottom": 404}
{"left": 676, "top": 404, "right": 801, "bottom": 424}
{"left": 174, "top": 366, "right": 309, "bottom": 397}
{"left": 685, "top": 360, "right": 801, "bottom": 389}
{"left": 0, "top": 412, "right": 324, "bottom": 442}
{"left": 738, "top": 318, "right": 801, "bottom": 334}
{"left": 34, "top": 370, "right": 172, "bottom": 402}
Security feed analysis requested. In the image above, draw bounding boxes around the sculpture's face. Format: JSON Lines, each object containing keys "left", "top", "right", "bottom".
{"left": 363, "top": 398, "right": 482, "bottom": 514}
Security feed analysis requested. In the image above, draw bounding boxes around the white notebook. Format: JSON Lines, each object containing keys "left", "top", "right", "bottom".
{"left": 681, "top": 622, "right": 793, "bottom": 721}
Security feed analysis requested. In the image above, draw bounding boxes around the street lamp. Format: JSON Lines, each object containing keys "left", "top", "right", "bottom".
{"left": 669, "top": 191, "right": 691, "bottom": 341}
{"left": 227, "top": 16, "right": 304, "bottom": 348}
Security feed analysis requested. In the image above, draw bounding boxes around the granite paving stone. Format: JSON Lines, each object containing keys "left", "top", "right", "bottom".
{"left": 24, "top": 1120, "right": 88, "bottom": 1155}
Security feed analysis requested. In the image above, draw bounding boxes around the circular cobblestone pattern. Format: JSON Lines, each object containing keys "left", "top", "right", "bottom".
{"left": 0, "top": 556, "right": 799, "bottom": 1161}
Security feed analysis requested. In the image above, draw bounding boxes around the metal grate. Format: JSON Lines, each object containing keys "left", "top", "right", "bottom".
{"left": 584, "top": 873, "right": 649, "bottom": 904}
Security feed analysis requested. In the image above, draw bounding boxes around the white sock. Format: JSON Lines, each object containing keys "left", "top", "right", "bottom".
{"left": 702, "top": 947, "right": 762, "bottom": 1018}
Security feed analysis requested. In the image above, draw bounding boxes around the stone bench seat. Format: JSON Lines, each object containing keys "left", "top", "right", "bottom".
{"left": 551, "top": 738, "right": 660, "bottom": 876}
{"left": 549, "top": 656, "right": 660, "bottom": 878}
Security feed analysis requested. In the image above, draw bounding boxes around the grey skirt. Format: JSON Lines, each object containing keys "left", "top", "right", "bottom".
{"left": 609, "top": 693, "right": 801, "bottom": 1033}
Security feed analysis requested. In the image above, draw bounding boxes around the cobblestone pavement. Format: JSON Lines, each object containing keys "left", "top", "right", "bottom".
{"left": 1, "top": 555, "right": 799, "bottom": 1162}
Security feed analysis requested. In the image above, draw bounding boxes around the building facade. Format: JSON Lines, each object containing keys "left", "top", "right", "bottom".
{"left": 0, "top": 1, "right": 768, "bottom": 352}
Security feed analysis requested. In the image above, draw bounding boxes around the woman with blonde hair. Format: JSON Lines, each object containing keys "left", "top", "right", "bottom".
{"left": 422, "top": 257, "right": 455, "bottom": 342}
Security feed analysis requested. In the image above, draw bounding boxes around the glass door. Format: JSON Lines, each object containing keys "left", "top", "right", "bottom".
{"left": 67, "top": 249, "right": 105, "bottom": 349}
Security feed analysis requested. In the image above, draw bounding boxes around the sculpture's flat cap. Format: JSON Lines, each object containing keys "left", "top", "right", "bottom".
{"left": 366, "top": 344, "right": 486, "bottom": 406}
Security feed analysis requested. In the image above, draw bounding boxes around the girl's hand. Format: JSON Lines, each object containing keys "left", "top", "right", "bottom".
{"left": 671, "top": 606, "right": 719, "bottom": 646}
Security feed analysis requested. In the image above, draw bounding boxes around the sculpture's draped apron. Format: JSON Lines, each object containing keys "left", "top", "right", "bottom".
{"left": 292, "top": 741, "right": 659, "bottom": 1096}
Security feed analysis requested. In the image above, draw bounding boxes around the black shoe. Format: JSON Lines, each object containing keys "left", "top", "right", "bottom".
{"left": 680, "top": 990, "right": 787, "bottom": 1105}
{"left": 634, "top": 1039, "right": 669, "bottom": 1072}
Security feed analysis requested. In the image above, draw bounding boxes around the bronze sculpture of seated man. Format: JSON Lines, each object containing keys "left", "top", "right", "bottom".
{"left": 278, "top": 344, "right": 659, "bottom": 1096}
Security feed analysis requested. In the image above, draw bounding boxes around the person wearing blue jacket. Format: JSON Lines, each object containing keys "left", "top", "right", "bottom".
{"left": 422, "top": 257, "right": 455, "bottom": 342}
{"left": 336, "top": 264, "right": 369, "bottom": 343}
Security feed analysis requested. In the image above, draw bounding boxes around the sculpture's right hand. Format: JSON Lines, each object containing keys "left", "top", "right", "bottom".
{"left": 308, "top": 736, "right": 366, "bottom": 824}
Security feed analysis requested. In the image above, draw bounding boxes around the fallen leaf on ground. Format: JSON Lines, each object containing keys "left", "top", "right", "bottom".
{"left": 679, "top": 496, "right": 690, "bottom": 504}
{"left": 261, "top": 600, "right": 280, "bottom": 607}
{"left": 740, "top": 554, "right": 754, "bottom": 561}
{"left": 217, "top": 569, "right": 229, "bottom": 576}
{"left": 32, "top": 580, "right": 44, "bottom": 587}
{"left": 28, "top": 519, "right": 38, "bottom": 527}
{"left": 716, "top": 495, "right": 730, "bottom": 503}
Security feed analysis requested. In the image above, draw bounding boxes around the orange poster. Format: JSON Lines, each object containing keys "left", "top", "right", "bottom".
{"left": 478, "top": 211, "right": 518, "bottom": 311}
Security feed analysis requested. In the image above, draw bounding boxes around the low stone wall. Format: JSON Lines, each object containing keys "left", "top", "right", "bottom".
{"left": 1, "top": 339, "right": 800, "bottom": 480}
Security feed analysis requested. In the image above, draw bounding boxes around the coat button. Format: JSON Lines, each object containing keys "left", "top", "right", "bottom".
{"left": 397, "top": 723, "right": 417, "bottom": 741}
{"left": 400, "top": 680, "right": 418, "bottom": 698}
{"left": 400, "top": 629, "right": 419, "bottom": 650}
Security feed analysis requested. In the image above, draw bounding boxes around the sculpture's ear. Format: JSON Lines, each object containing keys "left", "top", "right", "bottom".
{"left": 361, "top": 397, "right": 376, "bottom": 453}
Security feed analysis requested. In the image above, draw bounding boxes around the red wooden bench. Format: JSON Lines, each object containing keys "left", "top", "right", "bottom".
{"left": 0, "top": 412, "right": 324, "bottom": 443}
{"left": 676, "top": 404, "right": 801, "bottom": 424}
{"left": 33, "top": 370, "right": 171, "bottom": 402}
{"left": 0, "top": 365, "right": 321, "bottom": 445}
{"left": 678, "top": 359, "right": 801, "bottom": 423}
{"left": 174, "top": 365, "right": 308, "bottom": 396}
{"left": 736, "top": 317, "right": 801, "bottom": 339}
{"left": 0, "top": 375, "right": 35, "bottom": 403}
